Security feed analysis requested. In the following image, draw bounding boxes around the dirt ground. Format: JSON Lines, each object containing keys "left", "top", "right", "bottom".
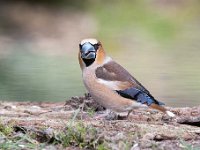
{"left": 0, "top": 94, "right": 200, "bottom": 150}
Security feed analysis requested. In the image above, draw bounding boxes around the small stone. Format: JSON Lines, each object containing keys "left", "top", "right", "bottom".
{"left": 31, "top": 105, "right": 41, "bottom": 110}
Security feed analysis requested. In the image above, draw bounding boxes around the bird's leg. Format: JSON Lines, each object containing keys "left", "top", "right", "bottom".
{"left": 105, "top": 110, "right": 118, "bottom": 120}
{"left": 116, "top": 110, "right": 133, "bottom": 120}
{"left": 95, "top": 110, "right": 133, "bottom": 120}
{"left": 126, "top": 110, "right": 133, "bottom": 118}
{"left": 94, "top": 109, "right": 111, "bottom": 120}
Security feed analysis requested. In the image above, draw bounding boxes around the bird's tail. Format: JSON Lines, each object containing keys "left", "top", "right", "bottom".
{"left": 150, "top": 104, "right": 175, "bottom": 117}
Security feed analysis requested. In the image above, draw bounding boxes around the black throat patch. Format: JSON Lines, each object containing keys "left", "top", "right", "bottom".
{"left": 83, "top": 58, "right": 95, "bottom": 67}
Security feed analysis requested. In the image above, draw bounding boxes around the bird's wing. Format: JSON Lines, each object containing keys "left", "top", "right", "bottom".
{"left": 95, "top": 60, "right": 164, "bottom": 106}
{"left": 95, "top": 60, "right": 150, "bottom": 93}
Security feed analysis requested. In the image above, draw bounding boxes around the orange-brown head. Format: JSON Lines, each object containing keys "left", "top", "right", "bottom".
{"left": 78, "top": 38, "right": 106, "bottom": 70}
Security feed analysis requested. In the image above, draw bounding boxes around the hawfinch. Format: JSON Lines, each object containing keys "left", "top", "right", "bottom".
{"left": 78, "top": 38, "right": 175, "bottom": 118}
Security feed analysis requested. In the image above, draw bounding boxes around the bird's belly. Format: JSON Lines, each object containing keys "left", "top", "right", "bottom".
{"left": 90, "top": 93, "right": 131, "bottom": 112}
{"left": 83, "top": 76, "right": 136, "bottom": 112}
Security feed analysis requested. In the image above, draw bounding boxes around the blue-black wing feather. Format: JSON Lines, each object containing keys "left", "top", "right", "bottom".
{"left": 116, "top": 87, "right": 165, "bottom": 106}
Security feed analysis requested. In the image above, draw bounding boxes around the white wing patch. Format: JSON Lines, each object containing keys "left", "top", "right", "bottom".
{"left": 97, "top": 79, "right": 122, "bottom": 90}
{"left": 80, "top": 38, "right": 98, "bottom": 45}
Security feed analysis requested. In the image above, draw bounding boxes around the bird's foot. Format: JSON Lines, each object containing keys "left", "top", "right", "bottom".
{"left": 93, "top": 109, "right": 111, "bottom": 120}
{"left": 105, "top": 111, "right": 119, "bottom": 120}
{"left": 105, "top": 111, "right": 130, "bottom": 120}
{"left": 93, "top": 113, "right": 109, "bottom": 120}
{"left": 93, "top": 110, "right": 132, "bottom": 120}
{"left": 93, "top": 111, "right": 126, "bottom": 120}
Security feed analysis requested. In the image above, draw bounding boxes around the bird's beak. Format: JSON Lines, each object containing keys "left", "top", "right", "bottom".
{"left": 80, "top": 42, "right": 96, "bottom": 59}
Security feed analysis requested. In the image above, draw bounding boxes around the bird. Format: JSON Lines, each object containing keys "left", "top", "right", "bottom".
{"left": 78, "top": 38, "right": 175, "bottom": 118}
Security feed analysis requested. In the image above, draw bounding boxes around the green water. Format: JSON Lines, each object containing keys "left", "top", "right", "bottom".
{"left": 0, "top": 50, "right": 85, "bottom": 101}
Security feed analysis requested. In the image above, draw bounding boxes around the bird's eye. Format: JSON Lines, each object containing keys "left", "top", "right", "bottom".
{"left": 93, "top": 44, "right": 99, "bottom": 50}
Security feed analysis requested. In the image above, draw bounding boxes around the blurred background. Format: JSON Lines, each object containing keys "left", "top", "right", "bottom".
{"left": 0, "top": 0, "right": 200, "bottom": 107}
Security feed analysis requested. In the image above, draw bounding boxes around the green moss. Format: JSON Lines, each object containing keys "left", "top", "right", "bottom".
{"left": 97, "top": 143, "right": 109, "bottom": 150}
{"left": 0, "top": 120, "right": 13, "bottom": 136}
{"left": 87, "top": 108, "right": 96, "bottom": 117}
{"left": 57, "top": 122, "right": 106, "bottom": 149}
{"left": 180, "top": 140, "right": 200, "bottom": 150}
